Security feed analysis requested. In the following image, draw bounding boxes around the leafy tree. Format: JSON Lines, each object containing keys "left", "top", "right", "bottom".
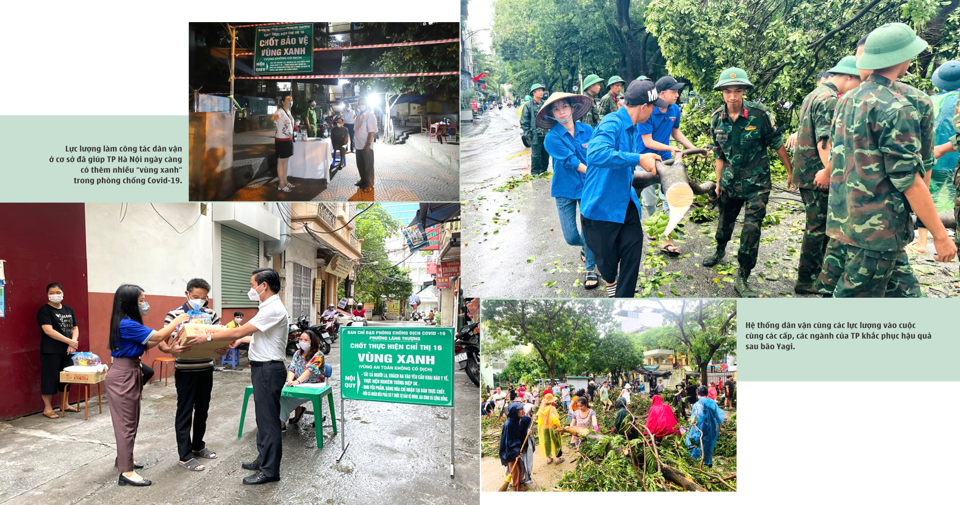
{"left": 653, "top": 300, "right": 737, "bottom": 385}
{"left": 353, "top": 204, "right": 413, "bottom": 314}
{"left": 584, "top": 331, "right": 643, "bottom": 383}
{"left": 500, "top": 351, "right": 544, "bottom": 384}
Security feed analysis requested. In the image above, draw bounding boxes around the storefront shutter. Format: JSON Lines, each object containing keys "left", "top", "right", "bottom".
{"left": 221, "top": 226, "right": 260, "bottom": 308}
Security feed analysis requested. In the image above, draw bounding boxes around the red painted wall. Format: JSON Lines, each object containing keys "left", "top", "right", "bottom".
{"left": 0, "top": 204, "right": 89, "bottom": 421}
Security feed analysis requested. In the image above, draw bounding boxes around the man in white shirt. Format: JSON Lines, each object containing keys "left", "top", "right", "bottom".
{"left": 353, "top": 97, "right": 379, "bottom": 191}
{"left": 187, "top": 268, "right": 288, "bottom": 485}
{"left": 342, "top": 104, "right": 356, "bottom": 151}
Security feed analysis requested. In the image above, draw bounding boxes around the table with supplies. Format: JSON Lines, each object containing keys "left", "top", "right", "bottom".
{"left": 288, "top": 137, "right": 333, "bottom": 182}
{"left": 59, "top": 367, "right": 107, "bottom": 420}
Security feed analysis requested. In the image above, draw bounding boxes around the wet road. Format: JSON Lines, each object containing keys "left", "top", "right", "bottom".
{"left": 461, "top": 110, "right": 959, "bottom": 299}
{"left": 0, "top": 320, "right": 479, "bottom": 504}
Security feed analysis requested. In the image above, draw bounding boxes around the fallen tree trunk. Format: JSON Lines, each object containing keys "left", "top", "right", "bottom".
{"left": 939, "top": 211, "right": 956, "bottom": 230}
{"left": 632, "top": 148, "right": 717, "bottom": 235}
{"left": 661, "top": 465, "right": 706, "bottom": 492}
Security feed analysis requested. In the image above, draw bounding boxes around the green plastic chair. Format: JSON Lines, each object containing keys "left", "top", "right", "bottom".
{"left": 238, "top": 384, "right": 338, "bottom": 449}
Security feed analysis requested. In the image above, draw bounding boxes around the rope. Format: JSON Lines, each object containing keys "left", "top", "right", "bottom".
{"left": 235, "top": 71, "right": 457, "bottom": 80}
{"left": 235, "top": 38, "right": 458, "bottom": 56}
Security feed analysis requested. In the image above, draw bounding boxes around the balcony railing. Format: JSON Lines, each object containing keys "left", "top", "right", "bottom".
{"left": 318, "top": 203, "right": 337, "bottom": 228}
{"left": 350, "top": 232, "right": 360, "bottom": 250}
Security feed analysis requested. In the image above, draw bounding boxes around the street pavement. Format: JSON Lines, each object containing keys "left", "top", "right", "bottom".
{"left": 0, "top": 320, "right": 479, "bottom": 505}
{"left": 228, "top": 130, "right": 459, "bottom": 202}
{"left": 460, "top": 107, "right": 959, "bottom": 299}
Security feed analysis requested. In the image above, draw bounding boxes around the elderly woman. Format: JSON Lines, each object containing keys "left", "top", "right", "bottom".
{"left": 498, "top": 402, "right": 532, "bottom": 491}
{"left": 687, "top": 386, "right": 726, "bottom": 468}
{"left": 519, "top": 404, "right": 536, "bottom": 485}
{"left": 537, "top": 393, "right": 564, "bottom": 464}
{"left": 539, "top": 92, "right": 600, "bottom": 290}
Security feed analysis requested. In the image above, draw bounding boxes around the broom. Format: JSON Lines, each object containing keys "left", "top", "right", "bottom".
{"left": 498, "top": 428, "right": 532, "bottom": 492}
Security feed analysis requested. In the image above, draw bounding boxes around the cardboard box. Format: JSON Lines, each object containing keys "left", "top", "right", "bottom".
{"left": 60, "top": 369, "right": 107, "bottom": 384}
{"left": 176, "top": 323, "right": 231, "bottom": 359}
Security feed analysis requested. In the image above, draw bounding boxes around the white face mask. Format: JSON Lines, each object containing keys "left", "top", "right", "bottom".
{"left": 49, "top": 294, "right": 64, "bottom": 304}
{"left": 187, "top": 298, "right": 204, "bottom": 310}
{"left": 235, "top": 318, "right": 243, "bottom": 324}
{"left": 298, "top": 341, "right": 311, "bottom": 351}
{"left": 139, "top": 302, "right": 150, "bottom": 316}
{"left": 359, "top": 105, "right": 368, "bottom": 112}
{"left": 247, "top": 284, "right": 262, "bottom": 301}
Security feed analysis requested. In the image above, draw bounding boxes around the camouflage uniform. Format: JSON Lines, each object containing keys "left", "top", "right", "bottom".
{"left": 582, "top": 91, "right": 602, "bottom": 127}
{"left": 817, "top": 73, "right": 923, "bottom": 297}
{"left": 520, "top": 97, "right": 549, "bottom": 175}
{"left": 953, "top": 98, "right": 960, "bottom": 251}
{"left": 792, "top": 82, "right": 841, "bottom": 289}
{"left": 709, "top": 100, "right": 783, "bottom": 274}
{"left": 598, "top": 91, "right": 619, "bottom": 120}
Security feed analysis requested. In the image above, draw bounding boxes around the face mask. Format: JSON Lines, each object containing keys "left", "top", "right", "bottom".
{"left": 298, "top": 341, "right": 311, "bottom": 351}
{"left": 235, "top": 318, "right": 243, "bottom": 324}
{"left": 247, "top": 284, "right": 262, "bottom": 301}
{"left": 49, "top": 294, "right": 64, "bottom": 304}
{"left": 359, "top": 105, "right": 368, "bottom": 112}
{"left": 139, "top": 302, "right": 150, "bottom": 316}
{"left": 187, "top": 298, "right": 204, "bottom": 310}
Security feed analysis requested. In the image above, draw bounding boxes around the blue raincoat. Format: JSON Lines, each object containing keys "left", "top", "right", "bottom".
{"left": 686, "top": 396, "right": 725, "bottom": 466}
{"left": 499, "top": 402, "right": 531, "bottom": 467}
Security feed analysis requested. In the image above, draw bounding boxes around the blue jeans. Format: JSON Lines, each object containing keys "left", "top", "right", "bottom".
{"left": 555, "top": 197, "right": 596, "bottom": 272}
{"left": 640, "top": 184, "right": 669, "bottom": 220}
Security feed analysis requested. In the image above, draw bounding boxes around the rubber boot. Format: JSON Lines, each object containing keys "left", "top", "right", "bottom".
{"left": 735, "top": 269, "right": 758, "bottom": 298}
{"left": 794, "top": 280, "right": 818, "bottom": 295}
{"left": 702, "top": 244, "right": 727, "bottom": 267}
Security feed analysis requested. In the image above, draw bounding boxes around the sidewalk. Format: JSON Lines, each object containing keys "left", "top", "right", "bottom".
{"left": 0, "top": 339, "right": 479, "bottom": 504}
{"left": 225, "top": 130, "right": 459, "bottom": 202}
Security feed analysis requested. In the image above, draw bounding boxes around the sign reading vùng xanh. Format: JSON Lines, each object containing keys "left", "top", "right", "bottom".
{"left": 341, "top": 326, "right": 454, "bottom": 408}
{"left": 253, "top": 23, "right": 314, "bottom": 75}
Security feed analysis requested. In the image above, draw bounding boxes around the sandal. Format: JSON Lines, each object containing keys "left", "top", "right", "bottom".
{"left": 605, "top": 283, "right": 618, "bottom": 298}
{"left": 279, "top": 185, "right": 292, "bottom": 193}
{"left": 179, "top": 458, "right": 205, "bottom": 471}
{"left": 660, "top": 244, "right": 680, "bottom": 257}
{"left": 42, "top": 411, "right": 59, "bottom": 419}
{"left": 585, "top": 272, "right": 599, "bottom": 290}
{"left": 192, "top": 447, "right": 217, "bottom": 459}
{"left": 580, "top": 249, "right": 586, "bottom": 263}
{"left": 556, "top": 457, "right": 565, "bottom": 464}
{"left": 64, "top": 405, "right": 79, "bottom": 413}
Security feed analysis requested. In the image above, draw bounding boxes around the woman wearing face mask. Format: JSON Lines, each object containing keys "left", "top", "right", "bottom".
{"left": 279, "top": 332, "right": 324, "bottom": 431}
{"left": 37, "top": 282, "right": 80, "bottom": 418}
{"left": 105, "top": 284, "right": 190, "bottom": 486}
{"left": 539, "top": 93, "right": 600, "bottom": 290}
{"left": 270, "top": 94, "right": 297, "bottom": 192}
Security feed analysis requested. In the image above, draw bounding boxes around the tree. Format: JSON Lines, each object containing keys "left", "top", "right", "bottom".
{"left": 353, "top": 204, "right": 412, "bottom": 314}
{"left": 653, "top": 300, "right": 737, "bottom": 385}
{"left": 584, "top": 331, "right": 643, "bottom": 384}
{"left": 482, "top": 299, "right": 606, "bottom": 382}
{"left": 500, "top": 351, "right": 544, "bottom": 384}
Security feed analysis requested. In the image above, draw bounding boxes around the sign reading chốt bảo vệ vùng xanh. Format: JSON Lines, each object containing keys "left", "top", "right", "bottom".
{"left": 253, "top": 23, "right": 314, "bottom": 75}
{"left": 340, "top": 327, "right": 454, "bottom": 408}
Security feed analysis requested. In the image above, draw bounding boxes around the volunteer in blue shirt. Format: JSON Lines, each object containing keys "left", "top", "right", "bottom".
{"left": 540, "top": 92, "right": 600, "bottom": 290}
{"left": 638, "top": 76, "right": 706, "bottom": 256}
{"left": 105, "top": 284, "right": 190, "bottom": 487}
{"left": 581, "top": 79, "right": 663, "bottom": 298}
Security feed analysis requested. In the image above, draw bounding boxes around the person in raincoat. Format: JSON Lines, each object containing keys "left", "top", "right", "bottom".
{"left": 646, "top": 395, "right": 680, "bottom": 441}
{"left": 686, "top": 386, "right": 725, "bottom": 468}
{"left": 499, "top": 402, "right": 532, "bottom": 491}
{"left": 519, "top": 404, "right": 536, "bottom": 485}
{"left": 536, "top": 393, "right": 564, "bottom": 464}
{"left": 612, "top": 397, "right": 639, "bottom": 439}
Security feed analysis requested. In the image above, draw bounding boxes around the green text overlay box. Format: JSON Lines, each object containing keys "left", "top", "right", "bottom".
{"left": 341, "top": 326, "right": 455, "bottom": 407}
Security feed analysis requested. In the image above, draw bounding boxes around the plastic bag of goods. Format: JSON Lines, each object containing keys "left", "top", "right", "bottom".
{"left": 71, "top": 352, "right": 102, "bottom": 367}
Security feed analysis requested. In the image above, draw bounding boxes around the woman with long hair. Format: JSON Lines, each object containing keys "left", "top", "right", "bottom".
{"left": 105, "top": 284, "right": 189, "bottom": 486}
{"left": 270, "top": 94, "right": 297, "bottom": 192}
{"left": 279, "top": 331, "right": 324, "bottom": 431}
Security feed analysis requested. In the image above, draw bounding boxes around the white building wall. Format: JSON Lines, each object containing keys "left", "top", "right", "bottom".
{"left": 85, "top": 203, "right": 214, "bottom": 296}
{"left": 284, "top": 235, "right": 318, "bottom": 324}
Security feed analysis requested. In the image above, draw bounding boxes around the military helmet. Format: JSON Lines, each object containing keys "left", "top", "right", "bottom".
{"left": 857, "top": 23, "right": 928, "bottom": 71}
{"left": 635, "top": 75, "right": 651, "bottom": 81}
{"left": 530, "top": 83, "right": 546, "bottom": 92}
{"left": 827, "top": 56, "right": 860, "bottom": 77}
{"left": 582, "top": 74, "right": 604, "bottom": 89}
{"left": 524, "top": 95, "right": 532, "bottom": 102}
{"left": 714, "top": 67, "right": 753, "bottom": 91}
{"left": 607, "top": 75, "right": 626, "bottom": 87}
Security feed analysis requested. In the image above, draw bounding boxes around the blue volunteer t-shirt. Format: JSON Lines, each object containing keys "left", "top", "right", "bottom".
{"left": 544, "top": 121, "right": 594, "bottom": 199}
{"left": 111, "top": 317, "right": 156, "bottom": 358}
{"left": 637, "top": 103, "right": 682, "bottom": 159}
{"left": 581, "top": 106, "right": 643, "bottom": 224}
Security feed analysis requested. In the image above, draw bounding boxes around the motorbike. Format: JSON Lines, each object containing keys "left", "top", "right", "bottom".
{"left": 287, "top": 313, "right": 332, "bottom": 356}
{"left": 454, "top": 321, "right": 480, "bottom": 386}
{"left": 348, "top": 315, "right": 367, "bottom": 327}
{"left": 319, "top": 314, "right": 339, "bottom": 342}
{"left": 411, "top": 311, "right": 421, "bottom": 321}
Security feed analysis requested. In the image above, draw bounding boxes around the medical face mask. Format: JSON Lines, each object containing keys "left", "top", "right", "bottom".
{"left": 298, "top": 341, "right": 311, "bottom": 351}
{"left": 139, "top": 302, "right": 150, "bottom": 315}
{"left": 547, "top": 103, "right": 581, "bottom": 124}
{"left": 187, "top": 298, "right": 204, "bottom": 310}
{"left": 359, "top": 105, "right": 368, "bottom": 112}
{"left": 235, "top": 318, "right": 243, "bottom": 324}
{"left": 48, "top": 294, "right": 64, "bottom": 304}
{"left": 247, "top": 284, "right": 263, "bottom": 301}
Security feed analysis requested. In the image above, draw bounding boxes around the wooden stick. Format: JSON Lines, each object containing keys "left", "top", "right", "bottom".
{"left": 498, "top": 428, "right": 532, "bottom": 492}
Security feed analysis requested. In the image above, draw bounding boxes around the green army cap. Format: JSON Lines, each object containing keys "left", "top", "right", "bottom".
{"left": 827, "top": 56, "right": 860, "bottom": 76}
{"left": 857, "top": 23, "right": 928, "bottom": 71}
{"left": 530, "top": 83, "right": 546, "bottom": 92}
{"left": 635, "top": 75, "right": 651, "bottom": 81}
{"left": 583, "top": 74, "right": 604, "bottom": 89}
{"left": 607, "top": 75, "right": 626, "bottom": 87}
{"left": 714, "top": 67, "right": 753, "bottom": 91}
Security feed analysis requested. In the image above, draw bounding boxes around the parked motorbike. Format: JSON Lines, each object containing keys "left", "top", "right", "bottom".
{"left": 287, "top": 313, "right": 332, "bottom": 356}
{"left": 319, "top": 314, "right": 339, "bottom": 342}
{"left": 454, "top": 321, "right": 480, "bottom": 387}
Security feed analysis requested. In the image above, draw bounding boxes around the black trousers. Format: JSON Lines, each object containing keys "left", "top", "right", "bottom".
{"left": 581, "top": 200, "right": 644, "bottom": 298}
{"left": 174, "top": 369, "right": 213, "bottom": 462}
{"left": 345, "top": 124, "right": 355, "bottom": 151}
{"left": 141, "top": 364, "right": 154, "bottom": 385}
{"left": 356, "top": 148, "right": 375, "bottom": 188}
{"left": 251, "top": 361, "right": 285, "bottom": 478}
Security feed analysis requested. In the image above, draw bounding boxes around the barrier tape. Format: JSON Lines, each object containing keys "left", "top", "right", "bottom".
{"left": 235, "top": 71, "right": 458, "bottom": 80}
{"left": 234, "top": 22, "right": 303, "bottom": 28}
{"left": 234, "top": 38, "right": 458, "bottom": 56}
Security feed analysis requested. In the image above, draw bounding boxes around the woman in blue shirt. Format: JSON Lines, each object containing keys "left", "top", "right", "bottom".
{"left": 539, "top": 92, "right": 600, "bottom": 289}
{"left": 105, "top": 284, "right": 189, "bottom": 487}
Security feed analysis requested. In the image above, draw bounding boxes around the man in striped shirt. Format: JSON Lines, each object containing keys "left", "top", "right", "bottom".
{"left": 159, "top": 278, "right": 221, "bottom": 471}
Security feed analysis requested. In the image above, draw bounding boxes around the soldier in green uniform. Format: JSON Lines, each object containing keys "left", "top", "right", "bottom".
{"left": 305, "top": 99, "right": 318, "bottom": 138}
{"left": 817, "top": 23, "right": 956, "bottom": 298}
{"left": 581, "top": 74, "right": 604, "bottom": 127}
{"left": 598, "top": 76, "right": 626, "bottom": 120}
{"left": 705, "top": 67, "right": 793, "bottom": 297}
{"left": 520, "top": 83, "right": 550, "bottom": 175}
{"left": 790, "top": 56, "right": 862, "bottom": 295}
